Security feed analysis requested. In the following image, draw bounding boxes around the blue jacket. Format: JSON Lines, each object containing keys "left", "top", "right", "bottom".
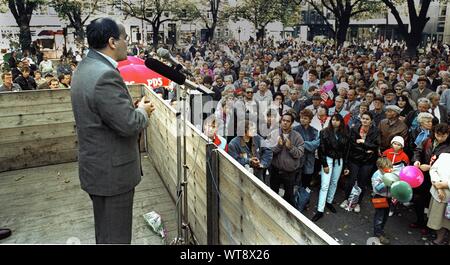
{"left": 228, "top": 135, "right": 273, "bottom": 169}
{"left": 293, "top": 125, "right": 319, "bottom": 174}
{"left": 371, "top": 170, "right": 390, "bottom": 197}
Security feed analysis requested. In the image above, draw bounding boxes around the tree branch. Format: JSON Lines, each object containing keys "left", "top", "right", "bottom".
{"left": 306, "top": 0, "right": 336, "bottom": 34}
{"left": 381, "top": 0, "right": 408, "bottom": 38}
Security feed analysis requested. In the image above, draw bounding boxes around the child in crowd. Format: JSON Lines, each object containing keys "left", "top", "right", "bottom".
{"left": 382, "top": 136, "right": 410, "bottom": 216}
{"left": 371, "top": 157, "right": 393, "bottom": 245}
{"left": 382, "top": 136, "right": 410, "bottom": 174}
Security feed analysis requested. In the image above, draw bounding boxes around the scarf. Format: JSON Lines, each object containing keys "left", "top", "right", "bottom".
{"left": 414, "top": 128, "right": 430, "bottom": 147}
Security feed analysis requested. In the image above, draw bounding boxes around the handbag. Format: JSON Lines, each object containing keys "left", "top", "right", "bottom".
{"left": 445, "top": 199, "right": 450, "bottom": 220}
{"left": 371, "top": 197, "right": 389, "bottom": 209}
{"left": 294, "top": 186, "right": 311, "bottom": 212}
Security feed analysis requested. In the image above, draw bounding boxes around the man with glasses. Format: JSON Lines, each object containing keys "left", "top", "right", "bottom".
{"left": 71, "top": 18, "right": 155, "bottom": 244}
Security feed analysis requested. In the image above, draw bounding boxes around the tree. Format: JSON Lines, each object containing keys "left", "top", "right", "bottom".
{"left": 3, "top": 0, "right": 45, "bottom": 52}
{"left": 279, "top": 0, "right": 302, "bottom": 39}
{"left": 112, "top": 0, "right": 197, "bottom": 51}
{"left": 232, "top": 0, "right": 283, "bottom": 45}
{"left": 193, "top": 0, "right": 225, "bottom": 42}
{"left": 304, "top": 0, "right": 382, "bottom": 48}
{"left": 51, "top": 0, "right": 101, "bottom": 49}
{"left": 381, "top": 0, "right": 441, "bottom": 58}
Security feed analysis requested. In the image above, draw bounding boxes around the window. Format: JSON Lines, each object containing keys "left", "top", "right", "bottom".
{"left": 48, "top": 6, "right": 57, "bottom": 15}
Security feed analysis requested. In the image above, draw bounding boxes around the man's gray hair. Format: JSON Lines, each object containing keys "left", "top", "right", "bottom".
{"left": 426, "top": 92, "right": 440, "bottom": 101}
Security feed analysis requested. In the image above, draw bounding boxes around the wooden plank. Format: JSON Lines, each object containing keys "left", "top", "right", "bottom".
{"left": 0, "top": 102, "right": 73, "bottom": 117}
{"left": 217, "top": 150, "right": 338, "bottom": 245}
{"left": 0, "top": 89, "right": 71, "bottom": 108}
{"left": 0, "top": 135, "right": 77, "bottom": 158}
{"left": 0, "top": 121, "right": 76, "bottom": 144}
{"left": 0, "top": 111, "right": 74, "bottom": 129}
{"left": 0, "top": 148, "right": 77, "bottom": 173}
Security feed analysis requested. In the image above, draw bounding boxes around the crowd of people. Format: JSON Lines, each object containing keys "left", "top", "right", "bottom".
{"left": 156, "top": 37, "right": 450, "bottom": 245}
{"left": 0, "top": 49, "right": 77, "bottom": 93}
{"left": 1, "top": 34, "right": 449, "bottom": 245}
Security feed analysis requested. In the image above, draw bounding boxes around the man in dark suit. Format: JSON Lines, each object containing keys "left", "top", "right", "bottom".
{"left": 428, "top": 92, "right": 448, "bottom": 124}
{"left": 71, "top": 18, "right": 155, "bottom": 244}
{"left": 285, "top": 88, "right": 304, "bottom": 118}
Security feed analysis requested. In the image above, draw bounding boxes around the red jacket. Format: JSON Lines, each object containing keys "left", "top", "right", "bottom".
{"left": 382, "top": 148, "right": 410, "bottom": 167}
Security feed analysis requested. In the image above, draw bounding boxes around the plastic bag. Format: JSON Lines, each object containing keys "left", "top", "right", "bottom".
{"left": 346, "top": 182, "right": 361, "bottom": 211}
{"left": 143, "top": 211, "right": 167, "bottom": 238}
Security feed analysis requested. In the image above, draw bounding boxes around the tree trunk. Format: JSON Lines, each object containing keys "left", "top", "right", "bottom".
{"left": 73, "top": 19, "right": 85, "bottom": 50}
{"left": 335, "top": 17, "right": 350, "bottom": 49}
{"left": 19, "top": 22, "right": 32, "bottom": 53}
{"left": 406, "top": 36, "right": 421, "bottom": 58}
{"left": 152, "top": 23, "right": 160, "bottom": 51}
{"left": 257, "top": 27, "right": 265, "bottom": 46}
{"left": 208, "top": 21, "right": 217, "bottom": 42}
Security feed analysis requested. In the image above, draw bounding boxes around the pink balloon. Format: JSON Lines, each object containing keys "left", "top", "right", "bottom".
{"left": 399, "top": 166, "right": 424, "bottom": 188}
{"left": 322, "top": 81, "right": 334, "bottom": 92}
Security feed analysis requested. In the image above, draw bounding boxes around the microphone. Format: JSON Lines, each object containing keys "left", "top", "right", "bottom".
{"left": 145, "top": 58, "right": 186, "bottom": 85}
{"left": 156, "top": 47, "right": 192, "bottom": 76}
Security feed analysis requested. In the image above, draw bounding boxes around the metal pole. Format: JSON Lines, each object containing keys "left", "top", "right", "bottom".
{"left": 175, "top": 84, "right": 183, "bottom": 244}
{"left": 182, "top": 85, "right": 189, "bottom": 244}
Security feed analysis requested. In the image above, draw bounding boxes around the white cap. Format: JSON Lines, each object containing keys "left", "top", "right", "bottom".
{"left": 391, "top": 136, "right": 404, "bottom": 147}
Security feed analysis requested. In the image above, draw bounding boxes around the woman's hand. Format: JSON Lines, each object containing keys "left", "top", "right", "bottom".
{"left": 419, "top": 164, "right": 431, "bottom": 172}
{"left": 323, "top": 166, "right": 330, "bottom": 174}
{"left": 434, "top": 181, "right": 448, "bottom": 189}
{"left": 437, "top": 189, "right": 446, "bottom": 202}
{"left": 356, "top": 139, "right": 365, "bottom": 144}
{"left": 414, "top": 161, "right": 421, "bottom": 168}
{"left": 343, "top": 169, "right": 350, "bottom": 175}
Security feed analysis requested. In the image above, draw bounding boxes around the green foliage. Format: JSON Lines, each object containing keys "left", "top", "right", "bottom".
{"left": 233, "top": 0, "right": 283, "bottom": 30}
{"left": 279, "top": 0, "right": 302, "bottom": 27}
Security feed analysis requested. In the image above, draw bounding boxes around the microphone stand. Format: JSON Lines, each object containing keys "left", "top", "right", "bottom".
{"left": 171, "top": 68, "right": 191, "bottom": 245}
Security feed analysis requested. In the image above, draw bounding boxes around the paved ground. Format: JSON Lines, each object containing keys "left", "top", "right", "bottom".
{"left": 299, "top": 180, "right": 440, "bottom": 245}
{"left": 0, "top": 155, "right": 177, "bottom": 244}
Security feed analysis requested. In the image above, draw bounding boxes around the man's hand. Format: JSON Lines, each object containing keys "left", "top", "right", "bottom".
{"left": 138, "top": 96, "right": 155, "bottom": 116}
{"left": 414, "top": 161, "right": 421, "bottom": 168}
{"left": 356, "top": 139, "right": 365, "bottom": 144}
{"left": 250, "top": 157, "right": 260, "bottom": 168}
{"left": 285, "top": 138, "right": 292, "bottom": 149}
{"left": 343, "top": 169, "right": 350, "bottom": 175}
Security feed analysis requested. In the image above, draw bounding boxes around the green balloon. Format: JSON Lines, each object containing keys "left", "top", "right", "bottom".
{"left": 383, "top": 173, "right": 400, "bottom": 187}
{"left": 391, "top": 181, "right": 413, "bottom": 203}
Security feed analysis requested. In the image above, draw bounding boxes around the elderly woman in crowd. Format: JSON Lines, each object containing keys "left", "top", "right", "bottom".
{"left": 427, "top": 151, "right": 450, "bottom": 245}
{"left": 412, "top": 123, "right": 450, "bottom": 235}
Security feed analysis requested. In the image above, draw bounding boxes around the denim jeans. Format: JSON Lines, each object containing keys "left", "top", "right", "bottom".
{"left": 317, "top": 157, "right": 343, "bottom": 212}
{"left": 373, "top": 195, "right": 390, "bottom": 237}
